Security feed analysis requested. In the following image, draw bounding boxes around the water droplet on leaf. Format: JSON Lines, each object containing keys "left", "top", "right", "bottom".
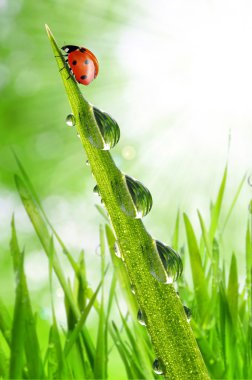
{"left": 131, "top": 284, "right": 136, "bottom": 294}
{"left": 184, "top": 305, "right": 192, "bottom": 322}
{"left": 137, "top": 309, "right": 146, "bottom": 326}
{"left": 152, "top": 359, "right": 164, "bottom": 375}
{"left": 119, "top": 175, "right": 152, "bottom": 218}
{"left": 155, "top": 240, "right": 183, "bottom": 283}
{"left": 93, "top": 107, "right": 120, "bottom": 150}
{"left": 113, "top": 242, "right": 123, "bottom": 259}
{"left": 65, "top": 113, "right": 76, "bottom": 127}
{"left": 93, "top": 184, "right": 100, "bottom": 195}
{"left": 86, "top": 160, "right": 90, "bottom": 166}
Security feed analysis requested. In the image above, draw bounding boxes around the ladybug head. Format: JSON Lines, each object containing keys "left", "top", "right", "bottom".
{"left": 61, "top": 45, "right": 79, "bottom": 54}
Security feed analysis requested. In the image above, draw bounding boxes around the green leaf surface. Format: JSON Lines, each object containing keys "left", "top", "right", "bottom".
{"left": 9, "top": 252, "right": 26, "bottom": 379}
{"left": 227, "top": 253, "right": 238, "bottom": 328}
{"left": 15, "top": 174, "right": 95, "bottom": 363}
{"left": 0, "top": 298, "right": 12, "bottom": 347}
{"left": 46, "top": 24, "right": 210, "bottom": 380}
{"left": 209, "top": 166, "right": 227, "bottom": 240}
{"left": 10, "top": 216, "right": 44, "bottom": 379}
{"left": 183, "top": 213, "right": 210, "bottom": 320}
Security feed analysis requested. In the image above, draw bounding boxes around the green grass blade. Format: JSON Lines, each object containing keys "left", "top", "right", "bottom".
{"left": 105, "top": 224, "right": 138, "bottom": 316}
{"left": 0, "top": 298, "right": 12, "bottom": 347}
{"left": 0, "top": 341, "right": 8, "bottom": 378}
{"left": 94, "top": 226, "right": 107, "bottom": 379}
{"left": 197, "top": 210, "right": 212, "bottom": 259}
{"left": 74, "top": 250, "right": 88, "bottom": 312}
{"left": 46, "top": 24, "right": 210, "bottom": 380}
{"left": 219, "top": 283, "right": 235, "bottom": 378}
{"left": 14, "top": 153, "right": 81, "bottom": 280}
{"left": 222, "top": 174, "right": 246, "bottom": 233}
{"left": 116, "top": 301, "right": 154, "bottom": 379}
{"left": 10, "top": 216, "right": 44, "bottom": 379}
{"left": 172, "top": 210, "right": 180, "bottom": 251}
{"left": 47, "top": 322, "right": 68, "bottom": 380}
{"left": 9, "top": 252, "right": 26, "bottom": 379}
{"left": 227, "top": 253, "right": 238, "bottom": 328}
{"left": 110, "top": 321, "right": 136, "bottom": 379}
{"left": 106, "top": 273, "right": 117, "bottom": 324}
{"left": 246, "top": 220, "right": 252, "bottom": 320}
{"left": 15, "top": 174, "right": 95, "bottom": 362}
{"left": 12, "top": 150, "right": 43, "bottom": 209}
{"left": 209, "top": 165, "right": 227, "bottom": 240}
{"left": 95, "top": 204, "right": 109, "bottom": 222}
{"left": 183, "top": 213, "right": 210, "bottom": 320}
{"left": 64, "top": 279, "right": 103, "bottom": 357}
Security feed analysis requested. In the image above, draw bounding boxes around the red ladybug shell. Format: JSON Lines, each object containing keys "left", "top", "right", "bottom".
{"left": 62, "top": 45, "right": 99, "bottom": 86}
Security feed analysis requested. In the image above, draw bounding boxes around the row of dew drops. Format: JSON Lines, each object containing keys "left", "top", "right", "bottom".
{"left": 66, "top": 108, "right": 190, "bottom": 376}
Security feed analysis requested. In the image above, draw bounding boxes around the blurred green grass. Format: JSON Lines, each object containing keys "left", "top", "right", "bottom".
{"left": 0, "top": 158, "right": 250, "bottom": 379}
{"left": 0, "top": 0, "right": 131, "bottom": 193}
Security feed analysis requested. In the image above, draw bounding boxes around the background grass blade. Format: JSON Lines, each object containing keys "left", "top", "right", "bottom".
{"left": 183, "top": 213, "right": 210, "bottom": 320}
{"left": 197, "top": 210, "right": 212, "bottom": 259}
{"left": 93, "top": 227, "right": 106, "bottom": 379}
{"left": 0, "top": 341, "right": 8, "bottom": 378}
{"left": 209, "top": 165, "right": 227, "bottom": 241}
{"left": 222, "top": 174, "right": 246, "bottom": 233}
{"left": 9, "top": 250, "right": 26, "bottom": 379}
{"left": 64, "top": 279, "right": 102, "bottom": 358}
{"left": 172, "top": 210, "right": 180, "bottom": 251}
{"left": 0, "top": 297, "right": 12, "bottom": 347}
{"left": 15, "top": 174, "right": 95, "bottom": 363}
{"left": 10, "top": 216, "right": 44, "bottom": 379}
{"left": 227, "top": 253, "right": 238, "bottom": 328}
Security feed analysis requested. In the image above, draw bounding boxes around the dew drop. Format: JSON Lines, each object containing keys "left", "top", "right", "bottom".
{"left": 77, "top": 132, "right": 80, "bottom": 138}
{"left": 137, "top": 309, "right": 146, "bottom": 326}
{"left": 113, "top": 242, "right": 123, "bottom": 259}
{"left": 65, "top": 113, "right": 76, "bottom": 127}
{"left": 119, "top": 175, "right": 152, "bottom": 218}
{"left": 93, "top": 107, "right": 120, "bottom": 150}
{"left": 155, "top": 240, "right": 183, "bottom": 283}
{"left": 152, "top": 359, "right": 164, "bottom": 375}
{"left": 93, "top": 184, "right": 100, "bottom": 195}
{"left": 130, "top": 284, "right": 136, "bottom": 294}
{"left": 184, "top": 305, "right": 192, "bottom": 322}
{"left": 86, "top": 160, "right": 90, "bottom": 166}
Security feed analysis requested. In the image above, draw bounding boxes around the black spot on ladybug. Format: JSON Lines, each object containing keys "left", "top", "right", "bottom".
{"left": 80, "top": 48, "right": 86, "bottom": 53}
{"left": 72, "top": 60, "right": 77, "bottom": 65}
{"left": 84, "top": 59, "right": 90, "bottom": 64}
{"left": 81, "top": 75, "right": 87, "bottom": 80}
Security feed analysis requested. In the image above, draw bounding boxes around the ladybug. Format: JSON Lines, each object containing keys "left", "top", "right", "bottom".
{"left": 61, "top": 45, "right": 99, "bottom": 85}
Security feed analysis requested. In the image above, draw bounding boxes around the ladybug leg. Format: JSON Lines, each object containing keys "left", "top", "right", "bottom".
{"left": 59, "top": 59, "right": 69, "bottom": 72}
{"left": 66, "top": 69, "right": 73, "bottom": 80}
